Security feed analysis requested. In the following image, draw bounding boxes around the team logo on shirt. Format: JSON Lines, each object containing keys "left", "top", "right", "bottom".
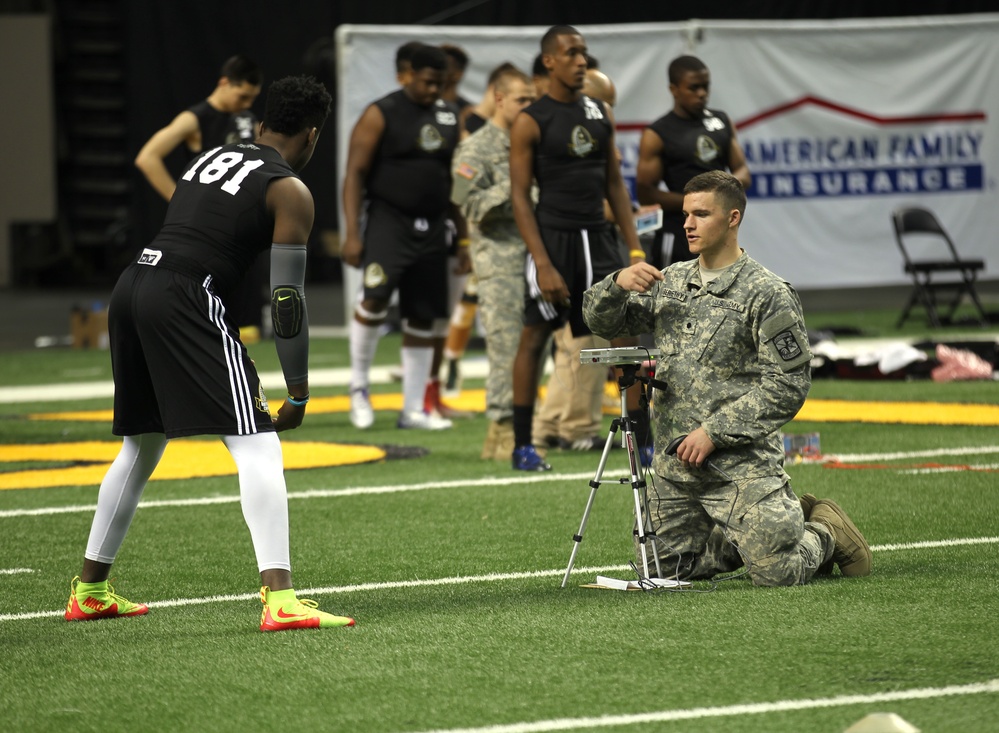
{"left": 774, "top": 330, "right": 803, "bottom": 361}
{"left": 255, "top": 383, "right": 270, "bottom": 414}
{"left": 418, "top": 124, "right": 444, "bottom": 152}
{"left": 364, "top": 263, "right": 387, "bottom": 288}
{"left": 225, "top": 115, "right": 256, "bottom": 144}
{"left": 568, "top": 125, "right": 597, "bottom": 157}
{"left": 702, "top": 110, "right": 726, "bottom": 132}
{"left": 696, "top": 134, "right": 720, "bottom": 164}
{"left": 582, "top": 97, "right": 604, "bottom": 120}
{"left": 436, "top": 110, "right": 457, "bottom": 126}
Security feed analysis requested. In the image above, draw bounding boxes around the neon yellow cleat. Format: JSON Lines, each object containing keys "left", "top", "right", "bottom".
{"left": 259, "top": 586, "right": 355, "bottom": 632}
{"left": 64, "top": 576, "right": 149, "bottom": 621}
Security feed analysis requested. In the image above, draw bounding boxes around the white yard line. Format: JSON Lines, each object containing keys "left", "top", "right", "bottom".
{"left": 830, "top": 445, "right": 999, "bottom": 462}
{"left": 901, "top": 463, "right": 999, "bottom": 474}
{"left": 0, "top": 567, "right": 34, "bottom": 575}
{"left": 400, "top": 680, "right": 999, "bottom": 733}
{"left": 0, "top": 361, "right": 494, "bottom": 404}
{"left": 0, "top": 472, "right": 597, "bottom": 518}
{"left": 4, "top": 537, "right": 997, "bottom": 623}
{"left": 5, "top": 442, "right": 999, "bottom": 520}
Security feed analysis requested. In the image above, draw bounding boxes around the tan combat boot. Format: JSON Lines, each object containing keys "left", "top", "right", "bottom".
{"left": 492, "top": 420, "right": 515, "bottom": 461}
{"left": 810, "top": 499, "right": 872, "bottom": 577}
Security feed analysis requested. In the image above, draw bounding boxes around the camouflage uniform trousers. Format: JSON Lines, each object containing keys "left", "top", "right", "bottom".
{"left": 477, "top": 272, "right": 524, "bottom": 422}
{"left": 638, "top": 474, "right": 835, "bottom": 586}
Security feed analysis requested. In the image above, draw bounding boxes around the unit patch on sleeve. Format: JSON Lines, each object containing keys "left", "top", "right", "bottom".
{"left": 761, "top": 311, "right": 812, "bottom": 372}
{"left": 774, "top": 330, "right": 802, "bottom": 361}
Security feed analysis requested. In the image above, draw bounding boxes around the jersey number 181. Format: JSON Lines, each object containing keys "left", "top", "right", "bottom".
{"left": 182, "top": 147, "right": 265, "bottom": 195}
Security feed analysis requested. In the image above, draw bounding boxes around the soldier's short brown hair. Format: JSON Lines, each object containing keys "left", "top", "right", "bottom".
{"left": 684, "top": 170, "right": 746, "bottom": 219}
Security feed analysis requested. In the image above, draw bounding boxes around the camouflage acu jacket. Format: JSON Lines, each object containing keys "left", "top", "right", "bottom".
{"left": 582, "top": 252, "right": 812, "bottom": 481}
{"left": 450, "top": 121, "right": 525, "bottom": 280}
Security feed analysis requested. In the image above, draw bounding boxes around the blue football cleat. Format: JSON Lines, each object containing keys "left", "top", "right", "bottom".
{"left": 512, "top": 445, "right": 551, "bottom": 472}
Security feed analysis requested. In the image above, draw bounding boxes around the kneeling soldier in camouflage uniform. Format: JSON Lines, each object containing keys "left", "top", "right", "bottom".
{"left": 582, "top": 170, "right": 871, "bottom": 585}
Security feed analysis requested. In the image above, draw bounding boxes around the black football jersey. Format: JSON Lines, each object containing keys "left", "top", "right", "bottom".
{"left": 188, "top": 99, "right": 257, "bottom": 151}
{"left": 647, "top": 108, "right": 734, "bottom": 195}
{"left": 524, "top": 94, "right": 612, "bottom": 230}
{"left": 150, "top": 142, "right": 295, "bottom": 295}
{"left": 366, "top": 90, "right": 460, "bottom": 218}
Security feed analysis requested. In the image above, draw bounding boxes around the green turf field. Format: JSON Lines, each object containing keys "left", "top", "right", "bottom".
{"left": 1, "top": 308, "right": 997, "bottom": 733}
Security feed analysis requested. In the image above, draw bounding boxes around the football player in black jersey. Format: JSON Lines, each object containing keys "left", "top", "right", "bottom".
{"left": 636, "top": 55, "right": 751, "bottom": 267}
{"left": 66, "top": 76, "right": 356, "bottom": 632}
{"left": 508, "top": 26, "right": 645, "bottom": 471}
{"left": 135, "top": 54, "right": 268, "bottom": 341}
{"left": 135, "top": 55, "right": 262, "bottom": 201}
{"left": 341, "top": 44, "right": 470, "bottom": 431}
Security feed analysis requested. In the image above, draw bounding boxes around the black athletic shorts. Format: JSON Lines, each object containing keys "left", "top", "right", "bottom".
{"left": 362, "top": 200, "right": 449, "bottom": 322}
{"left": 109, "top": 262, "right": 275, "bottom": 438}
{"left": 523, "top": 224, "right": 626, "bottom": 337}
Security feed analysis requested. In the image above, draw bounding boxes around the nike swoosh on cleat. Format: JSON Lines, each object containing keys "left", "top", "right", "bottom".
{"left": 275, "top": 607, "right": 306, "bottom": 620}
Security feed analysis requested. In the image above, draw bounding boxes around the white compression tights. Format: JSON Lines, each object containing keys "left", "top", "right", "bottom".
{"left": 223, "top": 432, "right": 291, "bottom": 573}
{"left": 85, "top": 433, "right": 167, "bottom": 564}
{"left": 85, "top": 432, "right": 291, "bottom": 573}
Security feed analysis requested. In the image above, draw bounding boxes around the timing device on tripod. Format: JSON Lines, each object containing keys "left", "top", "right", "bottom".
{"left": 560, "top": 346, "right": 671, "bottom": 588}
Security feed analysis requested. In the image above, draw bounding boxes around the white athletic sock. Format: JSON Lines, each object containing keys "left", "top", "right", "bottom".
{"left": 85, "top": 434, "right": 167, "bottom": 564}
{"left": 349, "top": 316, "right": 381, "bottom": 391}
{"left": 401, "top": 345, "right": 434, "bottom": 414}
{"left": 223, "top": 433, "right": 291, "bottom": 572}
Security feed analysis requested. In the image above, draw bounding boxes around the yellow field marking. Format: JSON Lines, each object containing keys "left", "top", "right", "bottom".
{"left": 796, "top": 399, "right": 999, "bottom": 426}
{"left": 29, "top": 392, "right": 999, "bottom": 427}
{"left": 0, "top": 440, "right": 385, "bottom": 491}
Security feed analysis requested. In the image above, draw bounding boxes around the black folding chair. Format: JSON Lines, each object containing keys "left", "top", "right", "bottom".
{"left": 892, "top": 207, "right": 988, "bottom": 328}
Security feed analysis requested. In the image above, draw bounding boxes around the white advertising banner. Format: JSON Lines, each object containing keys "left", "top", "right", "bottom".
{"left": 335, "top": 14, "right": 998, "bottom": 301}
{"left": 695, "top": 16, "right": 999, "bottom": 289}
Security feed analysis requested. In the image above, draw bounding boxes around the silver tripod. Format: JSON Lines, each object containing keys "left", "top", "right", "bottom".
{"left": 560, "top": 348, "right": 663, "bottom": 588}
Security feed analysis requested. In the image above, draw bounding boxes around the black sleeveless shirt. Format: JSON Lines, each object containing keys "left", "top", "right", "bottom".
{"left": 366, "top": 90, "right": 460, "bottom": 218}
{"left": 152, "top": 143, "right": 295, "bottom": 296}
{"left": 524, "top": 94, "right": 612, "bottom": 230}
{"left": 187, "top": 99, "right": 257, "bottom": 151}
{"left": 647, "top": 108, "right": 734, "bottom": 197}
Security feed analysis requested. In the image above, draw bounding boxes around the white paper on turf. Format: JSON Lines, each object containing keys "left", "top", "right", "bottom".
{"left": 592, "top": 575, "right": 690, "bottom": 591}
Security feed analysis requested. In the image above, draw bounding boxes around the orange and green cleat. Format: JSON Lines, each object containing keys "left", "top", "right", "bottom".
{"left": 64, "top": 576, "right": 149, "bottom": 621}
{"left": 259, "top": 586, "right": 355, "bottom": 632}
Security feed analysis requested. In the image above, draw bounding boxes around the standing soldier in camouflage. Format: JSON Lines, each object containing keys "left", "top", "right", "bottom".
{"left": 451, "top": 66, "right": 537, "bottom": 459}
{"left": 583, "top": 170, "right": 871, "bottom": 585}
